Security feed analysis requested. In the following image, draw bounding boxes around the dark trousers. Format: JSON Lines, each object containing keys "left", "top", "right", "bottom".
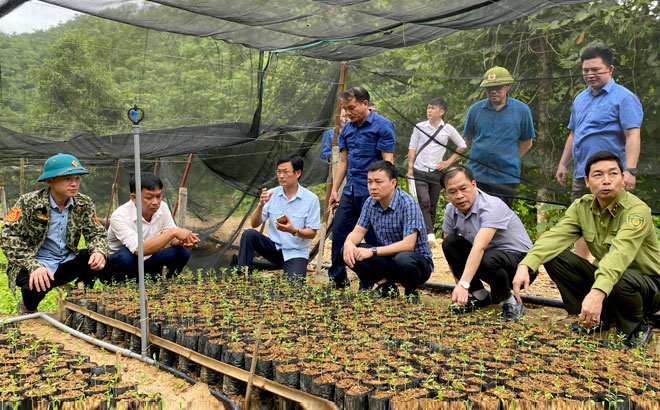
{"left": 442, "top": 234, "right": 531, "bottom": 303}
{"left": 339, "top": 244, "right": 432, "bottom": 295}
{"left": 16, "top": 249, "right": 98, "bottom": 311}
{"left": 105, "top": 246, "right": 190, "bottom": 283}
{"left": 475, "top": 181, "right": 517, "bottom": 208}
{"left": 238, "top": 229, "right": 308, "bottom": 283}
{"left": 328, "top": 192, "right": 377, "bottom": 284}
{"left": 545, "top": 250, "right": 660, "bottom": 334}
{"left": 413, "top": 169, "right": 443, "bottom": 235}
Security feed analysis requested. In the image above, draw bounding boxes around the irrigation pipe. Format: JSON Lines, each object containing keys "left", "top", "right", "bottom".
{"left": 3, "top": 312, "right": 238, "bottom": 410}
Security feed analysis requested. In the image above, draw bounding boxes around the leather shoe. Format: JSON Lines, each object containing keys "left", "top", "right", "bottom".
{"left": 622, "top": 319, "right": 653, "bottom": 349}
{"left": 449, "top": 294, "right": 492, "bottom": 314}
{"left": 17, "top": 299, "right": 36, "bottom": 315}
{"left": 501, "top": 302, "right": 526, "bottom": 322}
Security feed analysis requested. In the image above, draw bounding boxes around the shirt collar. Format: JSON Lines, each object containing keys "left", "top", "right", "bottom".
{"left": 591, "top": 189, "right": 626, "bottom": 217}
{"left": 373, "top": 188, "right": 401, "bottom": 211}
{"left": 484, "top": 95, "right": 509, "bottom": 111}
{"left": 49, "top": 194, "right": 74, "bottom": 210}
{"left": 276, "top": 184, "right": 303, "bottom": 201}
{"left": 424, "top": 119, "right": 445, "bottom": 129}
{"left": 587, "top": 78, "right": 615, "bottom": 96}
{"left": 129, "top": 200, "right": 163, "bottom": 222}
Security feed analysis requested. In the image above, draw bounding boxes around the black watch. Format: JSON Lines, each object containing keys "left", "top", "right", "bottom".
{"left": 625, "top": 167, "right": 638, "bottom": 176}
{"left": 371, "top": 247, "right": 378, "bottom": 257}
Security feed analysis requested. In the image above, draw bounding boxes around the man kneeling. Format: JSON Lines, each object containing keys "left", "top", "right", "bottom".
{"left": 106, "top": 173, "right": 199, "bottom": 282}
{"left": 341, "top": 160, "right": 433, "bottom": 301}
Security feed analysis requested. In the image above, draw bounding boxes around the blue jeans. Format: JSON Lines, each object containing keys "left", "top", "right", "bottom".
{"left": 105, "top": 246, "right": 190, "bottom": 283}
{"left": 328, "top": 192, "right": 377, "bottom": 285}
{"left": 238, "top": 229, "right": 307, "bottom": 283}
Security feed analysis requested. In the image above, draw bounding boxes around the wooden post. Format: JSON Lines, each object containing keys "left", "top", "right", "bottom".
{"left": 153, "top": 157, "right": 160, "bottom": 174}
{"left": 176, "top": 187, "right": 187, "bottom": 227}
{"left": 0, "top": 186, "right": 6, "bottom": 220}
{"left": 35, "top": 165, "right": 43, "bottom": 191}
{"left": 105, "top": 160, "right": 121, "bottom": 228}
{"left": 315, "top": 62, "right": 347, "bottom": 277}
{"left": 19, "top": 158, "right": 24, "bottom": 196}
{"left": 172, "top": 153, "right": 194, "bottom": 218}
{"left": 244, "top": 322, "right": 264, "bottom": 410}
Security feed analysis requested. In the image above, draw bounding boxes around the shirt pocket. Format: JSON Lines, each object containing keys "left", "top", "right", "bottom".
{"left": 582, "top": 229, "right": 596, "bottom": 243}
{"left": 591, "top": 103, "right": 618, "bottom": 126}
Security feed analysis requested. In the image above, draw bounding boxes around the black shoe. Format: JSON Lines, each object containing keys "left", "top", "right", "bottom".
{"left": 17, "top": 299, "right": 36, "bottom": 315}
{"left": 376, "top": 282, "right": 399, "bottom": 298}
{"left": 501, "top": 302, "right": 526, "bottom": 322}
{"left": 449, "top": 294, "right": 492, "bottom": 314}
{"left": 569, "top": 320, "right": 611, "bottom": 334}
{"left": 405, "top": 291, "right": 420, "bottom": 305}
{"left": 622, "top": 319, "right": 653, "bottom": 349}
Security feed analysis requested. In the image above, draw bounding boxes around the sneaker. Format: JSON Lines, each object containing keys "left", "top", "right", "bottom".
{"left": 17, "top": 299, "right": 36, "bottom": 315}
{"left": 622, "top": 319, "right": 653, "bottom": 350}
{"left": 501, "top": 302, "right": 526, "bottom": 322}
{"left": 427, "top": 233, "right": 437, "bottom": 247}
{"left": 449, "top": 294, "right": 492, "bottom": 314}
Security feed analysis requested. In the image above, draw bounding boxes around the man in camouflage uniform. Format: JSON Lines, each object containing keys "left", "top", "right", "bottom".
{"left": 1, "top": 154, "right": 108, "bottom": 314}
{"left": 513, "top": 151, "right": 660, "bottom": 349}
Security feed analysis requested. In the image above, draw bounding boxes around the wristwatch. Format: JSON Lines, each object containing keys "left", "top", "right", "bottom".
{"left": 625, "top": 167, "right": 638, "bottom": 176}
{"left": 292, "top": 229, "right": 299, "bottom": 237}
{"left": 458, "top": 280, "right": 470, "bottom": 290}
{"left": 371, "top": 247, "right": 378, "bottom": 257}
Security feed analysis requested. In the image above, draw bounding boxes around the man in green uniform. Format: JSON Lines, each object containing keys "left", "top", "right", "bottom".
{"left": 0, "top": 153, "right": 108, "bottom": 314}
{"left": 512, "top": 151, "right": 660, "bottom": 349}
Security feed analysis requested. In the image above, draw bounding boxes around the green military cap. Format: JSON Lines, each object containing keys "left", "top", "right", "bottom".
{"left": 480, "top": 66, "right": 514, "bottom": 87}
{"left": 37, "top": 153, "right": 89, "bottom": 182}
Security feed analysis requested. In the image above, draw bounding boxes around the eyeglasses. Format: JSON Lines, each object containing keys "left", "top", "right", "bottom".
{"left": 276, "top": 169, "right": 293, "bottom": 176}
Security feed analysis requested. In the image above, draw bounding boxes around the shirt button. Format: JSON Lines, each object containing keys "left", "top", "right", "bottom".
{"left": 600, "top": 221, "right": 604, "bottom": 225}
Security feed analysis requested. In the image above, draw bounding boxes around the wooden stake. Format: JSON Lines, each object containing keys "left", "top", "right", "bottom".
{"left": 19, "top": 158, "right": 24, "bottom": 196}
{"left": 176, "top": 187, "right": 187, "bottom": 227}
{"left": 244, "top": 321, "right": 264, "bottom": 410}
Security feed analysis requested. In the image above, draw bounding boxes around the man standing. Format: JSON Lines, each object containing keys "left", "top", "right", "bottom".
{"left": 441, "top": 165, "right": 533, "bottom": 321}
{"left": 320, "top": 108, "right": 349, "bottom": 165}
{"left": 407, "top": 97, "right": 466, "bottom": 246}
{"left": 328, "top": 86, "right": 395, "bottom": 288}
{"left": 463, "top": 66, "right": 535, "bottom": 207}
{"left": 514, "top": 151, "right": 660, "bottom": 349}
{"left": 0, "top": 154, "right": 108, "bottom": 314}
{"left": 342, "top": 160, "right": 432, "bottom": 301}
{"left": 555, "top": 44, "right": 643, "bottom": 259}
{"left": 238, "top": 154, "right": 320, "bottom": 283}
{"left": 106, "top": 173, "right": 199, "bottom": 282}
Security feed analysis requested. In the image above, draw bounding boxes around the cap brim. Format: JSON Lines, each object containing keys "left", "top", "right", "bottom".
{"left": 37, "top": 168, "right": 89, "bottom": 182}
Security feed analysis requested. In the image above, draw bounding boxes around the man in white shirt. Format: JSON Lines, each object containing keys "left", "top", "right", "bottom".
{"left": 407, "top": 98, "right": 467, "bottom": 246}
{"left": 105, "top": 173, "right": 199, "bottom": 282}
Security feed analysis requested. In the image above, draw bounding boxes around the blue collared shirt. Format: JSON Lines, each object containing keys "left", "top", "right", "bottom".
{"left": 35, "top": 195, "right": 76, "bottom": 274}
{"left": 320, "top": 129, "right": 333, "bottom": 162}
{"left": 568, "top": 79, "right": 643, "bottom": 178}
{"left": 262, "top": 184, "right": 321, "bottom": 261}
{"left": 357, "top": 188, "right": 434, "bottom": 267}
{"left": 338, "top": 111, "right": 396, "bottom": 196}
{"left": 463, "top": 96, "right": 536, "bottom": 184}
{"left": 442, "top": 189, "right": 531, "bottom": 253}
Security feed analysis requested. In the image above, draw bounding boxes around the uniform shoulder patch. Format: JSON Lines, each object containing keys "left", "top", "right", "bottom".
{"left": 6, "top": 207, "right": 21, "bottom": 222}
{"left": 627, "top": 214, "right": 645, "bottom": 230}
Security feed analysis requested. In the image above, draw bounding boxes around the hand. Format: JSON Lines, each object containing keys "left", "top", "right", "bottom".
{"left": 275, "top": 215, "right": 296, "bottom": 234}
{"left": 343, "top": 242, "right": 359, "bottom": 268}
{"left": 512, "top": 265, "right": 531, "bottom": 304}
{"left": 623, "top": 171, "right": 636, "bottom": 192}
{"left": 88, "top": 252, "right": 106, "bottom": 271}
{"left": 181, "top": 232, "right": 200, "bottom": 248}
{"left": 29, "top": 266, "right": 54, "bottom": 292}
{"left": 578, "top": 289, "right": 606, "bottom": 328}
{"left": 452, "top": 283, "right": 470, "bottom": 305}
{"left": 436, "top": 160, "right": 451, "bottom": 171}
{"left": 406, "top": 168, "right": 413, "bottom": 178}
{"left": 556, "top": 165, "right": 567, "bottom": 187}
{"left": 259, "top": 188, "right": 273, "bottom": 206}
{"left": 173, "top": 228, "right": 195, "bottom": 242}
{"left": 328, "top": 191, "right": 339, "bottom": 209}
{"left": 354, "top": 247, "right": 373, "bottom": 262}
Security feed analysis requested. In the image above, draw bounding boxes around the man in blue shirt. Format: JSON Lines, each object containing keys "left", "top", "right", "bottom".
{"left": 463, "top": 66, "right": 536, "bottom": 207}
{"left": 320, "top": 108, "right": 348, "bottom": 164}
{"left": 327, "top": 86, "right": 396, "bottom": 288}
{"left": 237, "top": 154, "right": 321, "bottom": 283}
{"left": 342, "top": 160, "right": 432, "bottom": 302}
{"left": 555, "top": 45, "right": 643, "bottom": 259}
{"left": 441, "top": 165, "right": 533, "bottom": 321}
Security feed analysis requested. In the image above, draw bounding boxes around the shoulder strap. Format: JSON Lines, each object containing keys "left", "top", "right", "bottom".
{"left": 413, "top": 124, "right": 445, "bottom": 164}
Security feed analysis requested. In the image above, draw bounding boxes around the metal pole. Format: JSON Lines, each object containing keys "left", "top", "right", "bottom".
{"left": 128, "top": 105, "right": 148, "bottom": 358}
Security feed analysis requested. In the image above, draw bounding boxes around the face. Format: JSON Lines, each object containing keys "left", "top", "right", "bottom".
{"left": 276, "top": 161, "right": 301, "bottom": 187}
{"left": 444, "top": 172, "right": 478, "bottom": 214}
{"left": 585, "top": 160, "right": 623, "bottom": 203}
{"left": 339, "top": 108, "right": 349, "bottom": 127}
{"left": 46, "top": 175, "right": 81, "bottom": 199}
{"left": 427, "top": 104, "right": 445, "bottom": 123}
{"left": 341, "top": 97, "right": 370, "bottom": 124}
{"left": 485, "top": 84, "right": 510, "bottom": 106}
{"left": 582, "top": 57, "right": 613, "bottom": 93}
{"left": 367, "top": 169, "right": 396, "bottom": 202}
{"left": 132, "top": 187, "right": 162, "bottom": 217}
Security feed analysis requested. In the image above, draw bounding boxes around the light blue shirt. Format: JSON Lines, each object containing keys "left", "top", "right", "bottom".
{"left": 35, "top": 195, "right": 75, "bottom": 274}
{"left": 442, "top": 189, "right": 531, "bottom": 253}
{"left": 262, "top": 184, "right": 321, "bottom": 261}
{"left": 568, "top": 79, "right": 643, "bottom": 178}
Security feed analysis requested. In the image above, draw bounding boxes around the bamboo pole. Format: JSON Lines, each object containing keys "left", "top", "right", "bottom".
{"left": 153, "top": 157, "right": 160, "bottom": 174}
{"left": 0, "top": 166, "right": 7, "bottom": 219}
{"left": 35, "top": 165, "right": 43, "bottom": 191}
{"left": 172, "top": 153, "right": 194, "bottom": 219}
{"left": 19, "top": 158, "right": 24, "bottom": 196}
{"left": 244, "top": 322, "right": 264, "bottom": 410}
{"left": 105, "top": 160, "right": 121, "bottom": 228}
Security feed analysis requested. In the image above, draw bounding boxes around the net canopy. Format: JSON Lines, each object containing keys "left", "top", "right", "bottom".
{"left": 0, "top": 0, "right": 588, "bottom": 61}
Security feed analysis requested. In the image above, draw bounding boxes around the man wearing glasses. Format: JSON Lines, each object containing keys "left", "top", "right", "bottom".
{"left": 555, "top": 44, "right": 643, "bottom": 259}
{"left": 237, "top": 154, "right": 320, "bottom": 283}
{"left": 463, "top": 66, "right": 536, "bottom": 207}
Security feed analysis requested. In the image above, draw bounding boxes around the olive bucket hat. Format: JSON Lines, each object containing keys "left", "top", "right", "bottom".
{"left": 37, "top": 153, "right": 89, "bottom": 182}
{"left": 479, "top": 66, "right": 514, "bottom": 87}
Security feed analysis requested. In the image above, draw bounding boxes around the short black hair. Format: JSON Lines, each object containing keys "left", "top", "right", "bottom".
{"left": 441, "top": 164, "right": 474, "bottom": 188}
{"left": 367, "top": 160, "right": 398, "bottom": 181}
{"left": 428, "top": 98, "right": 448, "bottom": 112}
{"left": 130, "top": 172, "right": 163, "bottom": 194}
{"left": 341, "top": 86, "right": 370, "bottom": 103}
{"left": 584, "top": 151, "right": 623, "bottom": 177}
{"left": 277, "top": 154, "right": 304, "bottom": 176}
{"left": 581, "top": 44, "right": 614, "bottom": 67}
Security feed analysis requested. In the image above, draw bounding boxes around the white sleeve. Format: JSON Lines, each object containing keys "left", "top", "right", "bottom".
{"left": 447, "top": 124, "right": 467, "bottom": 148}
{"left": 109, "top": 210, "right": 139, "bottom": 254}
{"left": 159, "top": 202, "right": 178, "bottom": 231}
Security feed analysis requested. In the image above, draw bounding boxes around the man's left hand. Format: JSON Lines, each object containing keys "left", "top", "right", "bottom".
{"left": 275, "top": 215, "right": 296, "bottom": 234}
{"left": 88, "top": 253, "right": 106, "bottom": 271}
{"left": 578, "top": 288, "right": 606, "bottom": 328}
{"left": 354, "top": 247, "right": 373, "bottom": 262}
{"left": 436, "top": 160, "right": 451, "bottom": 171}
{"left": 623, "top": 171, "right": 636, "bottom": 192}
